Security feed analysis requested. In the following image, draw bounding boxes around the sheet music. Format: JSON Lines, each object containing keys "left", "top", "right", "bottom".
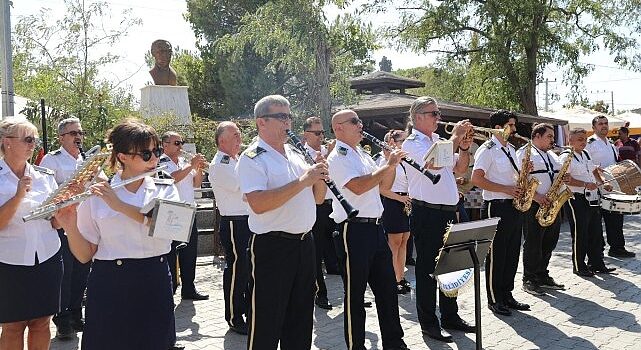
{"left": 423, "top": 140, "right": 454, "bottom": 167}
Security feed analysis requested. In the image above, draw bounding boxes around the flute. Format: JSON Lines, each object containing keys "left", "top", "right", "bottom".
{"left": 286, "top": 130, "right": 359, "bottom": 219}
{"left": 361, "top": 131, "right": 441, "bottom": 185}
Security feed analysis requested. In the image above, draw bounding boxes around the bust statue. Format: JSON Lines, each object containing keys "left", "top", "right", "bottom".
{"left": 149, "top": 39, "right": 177, "bottom": 86}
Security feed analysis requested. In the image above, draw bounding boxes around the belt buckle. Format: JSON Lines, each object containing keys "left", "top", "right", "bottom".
{"left": 300, "top": 232, "right": 308, "bottom": 240}
{"left": 375, "top": 217, "right": 381, "bottom": 225}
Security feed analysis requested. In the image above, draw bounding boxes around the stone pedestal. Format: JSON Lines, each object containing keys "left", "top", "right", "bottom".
{"left": 140, "top": 85, "right": 192, "bottom": 125}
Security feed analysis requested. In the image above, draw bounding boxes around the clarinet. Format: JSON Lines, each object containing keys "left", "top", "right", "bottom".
{"left": 286, "top": 130, "right": 359, "bottom": 219}
{"left": 76, "top": 141, "right": 86, "bottom": 160}
{"left": 361, "top": 131, "right": 441, "bottom": 185}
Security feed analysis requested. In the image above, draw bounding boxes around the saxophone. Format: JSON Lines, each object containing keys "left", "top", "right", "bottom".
{"left": 513, "top": 141, "right": 540, "bottom": 212}
{"left": 535, "top": 150, "right": 574, "bottom": 227}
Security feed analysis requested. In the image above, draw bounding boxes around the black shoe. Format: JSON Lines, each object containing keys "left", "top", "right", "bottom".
{"left": 405, "top": 257, "right": 416, "bottom": 266}
{"left": 590, "top": 265, "right": 617, "bottom": 274}
{"left": 397, "top": 282, "right": 409, "bottom": 295}
{"left": 574, "top": 269, "right": 595, "bottom": 277}
{"left": 182, "top": 291, "right": 209, "bottom": 301}
{"left": 608, "top": 248, "right": 635, "bottom": 258}
{"left": 55, "top": 321, "right": 74, "bottom": 340}
{"left": 364, "top": 301, "right": 373, "bottom": 308}
{"left": 523, "top": 281, "right": 546, "bottom": 296}
{"left": 229, "top": 323, "right": 248, "bottom": 335}
{"left": 505, "top": 298, "right": 530, "bottom": 311}
{"left": 488, "top": 302, "right": 512, "bottom": 316}
{"left": 539, "top": 276, "right": 565, "bottom": 290}
{"left": 400, "top": 279, "right": 411, "bottom": 288}
{"left": 421, "top": 325, "right": 453, "bottom": 342}
{"left": 70, "top": 317, "right": 84, "bottom": 332}
{"left": 168, "top": 344, "right": 185, "bottom": 350}
{"left": 441, "top": 318, "right": 476, "bottom": 333}
{"left": 315, "top": 297, "right": 333, "bottom": 310}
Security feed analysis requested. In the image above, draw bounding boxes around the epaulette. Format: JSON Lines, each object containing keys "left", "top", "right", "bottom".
{"left": 153, "top": 178, "right": 174, "bottom": 186}
{"left": 49, "top": 149, "right": 61, "bottom": 156}
{"left": 587, "top": 137, "right": 596, "bottom": 144}
{"left": 246, "top": 146, "right": 266, "bottom": 159}
{"left": 406, "top": 134, "right": 417, "bottom": 141}
{"left": 220, "top": 155, "right": 230, "bottom": 164}
{"left": 560, "top": 149, "right": 571, "bottom": 154}
{"left": 483, "top": 140, "right": 495, "bottom": 149}
{"left": 337, "top": 146, "right": 348, "bottom": 156}
{"left": 159, "top": 157, "right": 171, "bottom": 163}
{"left": 608, "top": 139, "right": 614, "bottom": 144}
{"left": 156, "top": 170, "right": 173, "bottom": 180}
{"left": 32, "top": 165, "right": 54, "bottom": 175}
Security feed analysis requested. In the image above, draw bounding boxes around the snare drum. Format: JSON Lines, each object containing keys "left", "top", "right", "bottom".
{"left": 602, "top": 160, "right": 641, "bottom": 195}
{"left": 600, "top": 194, "right": 641, "bottom": 215}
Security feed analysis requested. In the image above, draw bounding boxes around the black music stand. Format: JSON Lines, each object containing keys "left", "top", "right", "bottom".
{"left": 433, "top": 218, "right": 499, "bottom": 350}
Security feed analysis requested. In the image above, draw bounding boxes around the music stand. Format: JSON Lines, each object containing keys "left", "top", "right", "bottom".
{"left": 433, "top": 218, "right": 499, "bottom": 350}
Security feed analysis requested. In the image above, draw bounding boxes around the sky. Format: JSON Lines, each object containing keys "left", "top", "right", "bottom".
{"left": 9, "top": 0, "right": 641, "bottom": 113}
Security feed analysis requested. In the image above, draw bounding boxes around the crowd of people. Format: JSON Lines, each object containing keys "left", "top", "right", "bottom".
{"left": 0, "top": 95, "right": 637, "bottom": 350}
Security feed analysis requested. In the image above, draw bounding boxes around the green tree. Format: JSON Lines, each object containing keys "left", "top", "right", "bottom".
{"left": 371, "top": 0, "right": 641, "bottom": 115}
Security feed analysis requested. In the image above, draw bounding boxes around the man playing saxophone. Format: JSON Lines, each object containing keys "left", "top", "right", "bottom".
{"left": 471, "top": 110, "right": 531, "bottom": 316}
{"left": 516, "top": 123, "right": 566, "bottom": 296}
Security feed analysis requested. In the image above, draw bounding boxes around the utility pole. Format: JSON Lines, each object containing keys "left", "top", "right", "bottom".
{"left": 538, "top": 78, "right": 557, "bottom": 112}
{"left": 0, "top": 0, "right": 15, "bottom": 118}
{"left": 611, "top": 91, "right": 615, "bottom": 116}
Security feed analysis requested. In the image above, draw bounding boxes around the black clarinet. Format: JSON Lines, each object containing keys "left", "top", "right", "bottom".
{"left": 361, "top": 131, "right": 441, "bottom": 185}
{"left": 286, "top": 130, "right": 359, "bottom": 219}
{"left": 76, "top": 141, "right": 86, "bottom": 160}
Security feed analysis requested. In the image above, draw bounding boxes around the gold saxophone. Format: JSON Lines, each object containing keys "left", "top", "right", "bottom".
{"left": 513, "top": 141, "right": 540, "bottom": 212}
{"left": 535, "top": 150, "right": 574, "bottom": 227}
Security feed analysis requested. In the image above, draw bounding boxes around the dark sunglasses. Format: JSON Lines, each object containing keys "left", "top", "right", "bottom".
{"left": 417, "top": 110, "right": 442, "bottom": 117}
{"left": 305, "top": 130, "right": 325, "bottom": 136}
{"left": 258, "top": 112, "right": 293, "bottom": 121}
{"left": 166, "top": 140, "right": 185, "bottom": 146}
{"left": 6, "top": 135, "right": 41, "bottom": 146}
{"left": 338, "top": 117, "right": 362, "bottom": 125}
{"left": 126, "top": 147, "right": 163, "bottom": 162}
{"left": 62, "top": 130, "right": 86, "bottom": 137}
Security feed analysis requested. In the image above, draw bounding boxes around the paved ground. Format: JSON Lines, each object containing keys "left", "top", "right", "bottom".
{"left": 39, "top": 215, "right": 641, "bottom": 349}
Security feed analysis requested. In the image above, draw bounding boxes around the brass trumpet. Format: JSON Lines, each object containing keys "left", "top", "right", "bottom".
{"left": 180, "top": 150, "right": 209, "bottom": 171}
{"left": 438, "top": 121, "right": 512, "bottom": 142}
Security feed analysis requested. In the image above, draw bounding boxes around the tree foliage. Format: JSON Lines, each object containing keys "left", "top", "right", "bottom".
{"left": 371, "top": 0, "right": 641, "bottom": 115}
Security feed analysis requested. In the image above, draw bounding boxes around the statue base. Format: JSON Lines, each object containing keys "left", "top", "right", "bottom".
{"left": 140, "top": 85, "right": 192, "bottom": 125}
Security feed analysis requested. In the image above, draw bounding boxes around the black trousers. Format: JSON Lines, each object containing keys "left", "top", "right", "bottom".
{"left": 566, "top": 195, "right": 604, "bottom": 271}
{"left": 219, "top": 216, "right": 251, "bottom": 328}
{"left": 167, "top": 222, "right": 199, "bottom": 295}
{"left": 410, "top": 205, "right": 459, "bottom": 328}
{"left": 601, "top": 209, "right": 626, "bottom": 250}
{"left": 247, "top": 233, "right": 316, "bottom": 350}
{"left": 482, "top": 200, "right": 522, "bottom": 305}
{"left": 335, "top": 221, "right": 404, "bottom": 350}
{"left": 313, "top": 200, "right": 338, "bottom": 300}
{"left": 522, "top": 203, "right": 561, "bottom": 283}
{"left": 54, "top": 229, "right": 90, "bottom": 323}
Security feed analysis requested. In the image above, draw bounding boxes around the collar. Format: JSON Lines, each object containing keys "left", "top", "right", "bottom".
{"left": 112, "top": 171, "right": 157, "bottom": 191}
{"left": 60, "top": 146, "right": 81, "bottom": 160}
{"left": 0, "top": 159, "right": 10, "bottom": 175}
{"left": 491, "top": 135, "right": 509, "bottom": 148}
{"left": 412, "top": 128, "right": 439, "bottom": 143}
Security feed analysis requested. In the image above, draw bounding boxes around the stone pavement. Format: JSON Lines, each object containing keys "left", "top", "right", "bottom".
{"left": 44, "top": 216, "right": 641, "bottom": 349}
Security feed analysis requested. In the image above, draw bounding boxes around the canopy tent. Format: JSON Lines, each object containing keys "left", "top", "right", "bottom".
{"left": 613, "top": 111, "right": 641, "bottom": 135}
{"left": 540, "top": 107, "right": 625, "bottom": 140}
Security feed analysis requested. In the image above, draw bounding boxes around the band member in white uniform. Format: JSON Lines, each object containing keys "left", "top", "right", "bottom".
{"left": 55, "top": 119, "right": 182, "bottom": 350}
{"left": 560, "top": 128, "right": 616, "bottom": 276}
{"left": 160, "top": 131, "right": 209, "bottom": 301}
{"left": 209, "top": 121, "right": 251, "bottom": 335}
{"left": 237, "top": 95, "right": 328, "bottom": 349}
{"left": 0, "top": 117, "right": 62, "bottom": 350}
{"left": 472, "top": 110, "right": 530, "bottom": 316}
{"left": 585, "top": 115, "right": 635, "bottom": 258}
{"left": 39, "top": 117, "right": 91, "bottom": 339}
{"left": 402, "top": 97, "right": 476, "bottom": 343}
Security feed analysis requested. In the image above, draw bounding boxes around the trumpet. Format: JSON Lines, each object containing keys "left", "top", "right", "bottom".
{"left": 180, "top": 150, "right": 209, "bottom": 171}
{"left": 438, "top": 121, "right": 512, "bottom": 142}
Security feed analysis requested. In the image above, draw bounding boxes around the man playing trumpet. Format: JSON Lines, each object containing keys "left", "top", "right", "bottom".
{"left": 160, "top": 131, "right": 209, "bottom": 300}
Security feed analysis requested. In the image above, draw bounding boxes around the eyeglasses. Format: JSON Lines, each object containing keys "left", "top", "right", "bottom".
{"left": 6, "top": 135, "right": 42, "bottom": 146}
{"left": 259, "top": 112, "right": 293, "bottom": 121}
{"left": 417, "top": 110, "right": 442, "bottom": 117}
{"left": 125, "top": 147, "right": 163, "bottom": 162}
{"left": 61, "top": 130, "right": 86, "bottom": 137}
{"left": 165, "top": 140, "right": 185, "bottom": 146}
{"left": 305, "top": 130, "right": 325, "bottom": 136}
{"left": 338, "top": 117, "right": 362, "bottom": 125}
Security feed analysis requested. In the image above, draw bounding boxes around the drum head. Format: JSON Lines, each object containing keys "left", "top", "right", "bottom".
{"left": 603, "top": 160, "right": 641, "bottom": 195}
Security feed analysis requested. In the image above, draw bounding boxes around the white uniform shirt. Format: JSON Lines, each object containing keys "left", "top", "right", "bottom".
{"left": 402, "top": 129, "right": 459, "bottom": 205}
{"left": 0, "top": 160, "right": 60, "bottom": 265}
{"left": 208, "top": 151, "right": 248, "bottom": 216}
{"left": 585, "top": 135, "right": 618, "bottom": 168}
{"left": 159, "top": 154, "right": 195, "bottom": 204}
{"left": 472, "top": 135, "right": 519, "bottom": 200}
{"left": 375, "top": 155, "right": 409, "bottom": 193}
{"left": 327, "top": 140, "right": 384, "bottom": 223}
{"left": 517, "top": 145, "right": 561, "bottom": 194}
{"left": 39, "top": 147, "right": 84, "bottom": 185}
{"left": 558, "top": 150, "right": 599, "bottom": 194}
{"left": 305, "top": 143, "right": 332, "bottom": 200}
{"left": 76, "top": 173, "right": 180, "bottom": 260}
{"left": 237, "top": 138, "right": 316, "bottom": 234}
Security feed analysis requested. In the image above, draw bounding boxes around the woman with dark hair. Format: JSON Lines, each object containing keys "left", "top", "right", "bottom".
{"left": 55, "top": 119, "right": 181, "bottom": 349}
{"left": 0, "top": 117, "right": 63, "bottom": 350}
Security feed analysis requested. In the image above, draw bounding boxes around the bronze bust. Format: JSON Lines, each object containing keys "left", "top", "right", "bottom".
{"left": 149, "top": 39, "right": 177, "bottom": 86}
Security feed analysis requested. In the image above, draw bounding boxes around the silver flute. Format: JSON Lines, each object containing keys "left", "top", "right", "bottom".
{"left": 22, "top": 165, "right": 168, "bottom": 222}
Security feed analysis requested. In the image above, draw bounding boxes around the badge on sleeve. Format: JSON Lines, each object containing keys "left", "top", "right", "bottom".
{"left": 338, "top": 146, "right": 348, "bottom": 156}
{"left": 221, "top": 155, "right": 230, "bottom": 164}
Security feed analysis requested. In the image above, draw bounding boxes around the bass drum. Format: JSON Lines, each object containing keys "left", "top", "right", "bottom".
{"left": 602, "top": 160, "right": 641, "bottom": 195}
{"left": 600, "top": 194, "right": 641, "bottom": 215}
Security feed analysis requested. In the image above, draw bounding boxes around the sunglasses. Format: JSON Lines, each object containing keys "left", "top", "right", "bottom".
{"left": 62, "top": 130, "right": 86, "bottom": 137}
{"left": 6, "top": 135, "right": 42, "bottom": 146}
{"left": 166, "top": 140, "right": 185, "bottom": 146}
{"left": 258, "top": 112, "right": 293, "bottom": 121}
{"left": 126, "top": 147, "right": 163, "bottom": 162}
{"left": 338, "top": 117, "right": 362, "bottom": 125}
{"left": 417, "top": 110, "right": 442, "bottom": 117}
{"left": 305, "top": 130, "right": 325, "bottom": 136}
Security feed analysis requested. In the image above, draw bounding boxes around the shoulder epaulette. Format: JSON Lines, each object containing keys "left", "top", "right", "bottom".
{"left": 560, "top": 149, "right": 571, "bottom": 154}
{"left": 608, "top": 139, "right": 614, "bottom": 144}
{"left": 406, "top": 134, "right": 417, "bottom": 141}
{"left": 337, "top": 146, "right": 348, "bottom": 156}
{"left": 156, "top": 170, "right": 173, "bottom": 180}
{"left": 49, "top": 149, "right": 61, "bottom": 156}
{"left": 587, "top": 137, "right": 596, "bottom": 144}
{"left": 159, "top": 157, "right": 171, "bottom": 163}
{"left": 483, "top": 140, "right": 495, "bottom": 149}
{"left": 32, "top": 165, "right": 54, "bottom": 175}
{"left": 246, "top": 146, "right": 266, "bottom": 159}
{"left": 221, "top": 155, "right": 230, "bottom": 164}
{"left": 153, "top": 178, "right": 174, "bottom": 186}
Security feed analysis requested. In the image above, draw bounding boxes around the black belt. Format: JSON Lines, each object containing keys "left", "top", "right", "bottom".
{"left": 487, "top": 199, "right": 513, "bottom": 204}
{"left": 572, "top": 193, "right": 600, "bottom": 206}
{"left": 222, "top": 215, "right": 249, "bottom": 221}
{"left": 347, "top": 217, "right": 382, "bottom": 225}
{"left": 412, "top": 199, "right": 457, "bottom": 212}
{"left": 394, "top": 192, "right": 408, "bottom": 196}
{"left": 263, "top": 231, "right": 311, "bottom": 241}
